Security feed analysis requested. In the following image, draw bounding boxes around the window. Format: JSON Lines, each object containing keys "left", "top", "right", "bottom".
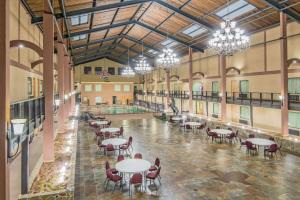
{"left": 84, "top": 66, "right": 92, "bottom": 74}
{"left": 240, "top": 80, "right": 249, "bottom": 93}
{"left": 289, "top": 112, "right": 300, "bottom": 129}
{"left": 95, "top": 84, "right": 102, "bottom": 92}
{"left": 182, "top": 24, "right": 206, "bottom": 37}
{"left": 288, "top": 78, "right": 300, "bottom": 93}
{"left": 148, "top": 49, "right": 158, "bottom": 55}
{"left": 124, "top": 84, "right": 130, "bottom": 92}
{"left": 215, "top": 0, "right": 256, "bottom": 20}
{"left": 240, "top": 106, "right": 250, "bottom": 120}
{"left": 95, "top": 67, "right": 102, "bottom": 75}
{"left": 28, "top": 77, "right": 33, "bottom": 96}
{"left": 72, "top": 34, "right": 87, "bottom": 41}
{"left": 84, "top": 84, "right": 92, "bottom": 92}
{"left": 71, "top": 14, "right": 88, "bottom": 26}
{"left": 193, "top": 82, "right": 202, "bottom": 92}
{"left": 39, "top": 80, "right": 43, "bottom": 95}
{"left": 114, "top": 84, "right": 121, "bottom": 92}
{"left": 118, "top": 68, "right": 122, "bottom": 75}
{"left": 212, "top": 81, "right": 219, "bottom": 97}
{"left": 213, "top": 103, "right": 219, "bottom": 114}
{"left": 161, "top": 39, "right": 178, "bottom": 48}
{"left": 95, "top": 96, "right": 102, "bottom": 104}
{"left": 108, "top": 67, "right": 115, "bottom": 75}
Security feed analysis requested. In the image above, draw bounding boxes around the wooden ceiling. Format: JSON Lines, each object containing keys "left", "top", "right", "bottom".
{"left": 23, "top": 0, "right": 300, "bottom": 65}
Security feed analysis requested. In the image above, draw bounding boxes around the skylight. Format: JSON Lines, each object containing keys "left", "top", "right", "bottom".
{"left": 72, "top": 34, "right": 87, "bottom": 41}
{"left": 215, "top": 0, "right": 256, "bottom": 20}
{"left": 182, "top": 24, "right": 207, "bottom": 37}
{"left": 148, "top": 49, "right": 158, "bottom": 55}
{"left": 161, "top": 39, "right": 178, "bottom": 48}
{"left": 71, "top": 14, "right": 89, "bottom": 26}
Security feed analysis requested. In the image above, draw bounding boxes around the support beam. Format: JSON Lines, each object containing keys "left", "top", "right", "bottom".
{"left": 0, "top": 0, "right": 10, "bottom": 199}
{"left": 66, "top": 20, "right": 204, "bottom": 52}
{"left": 43, "top": 0, "right": 55, "bottom": 162}
{"left": 188, "top": 48, "right": 193, "bottom": 113}
{"left": 262, "top": 0, "right": 300, "bottom": 22}
{"left": 280, "top": 12, "right": 289, "bottom": 136}
{"left": 57, "top": 41, "right": 65, "bottom": 132}
{"left": 219, "top": 55, "right": 226, "bottom": 121}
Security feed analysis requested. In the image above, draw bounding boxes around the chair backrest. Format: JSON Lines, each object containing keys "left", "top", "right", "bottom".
{"left": 227, "top": 127, "right": 233, "bottom": 131}
{"left": 155, "top": 157, "right": 160, "bottom": 167}
{"left": 155, "top": 167, "right": 161, "bottom": 177}
{"left": 269, "top": 143, "right": 278, "bottom": 151}
{"left": 131, "top": 173, "right": 142, "bottom": 184}
{"left": 134, "top": 153, "right": 142, "bottom": 159}
{"left": 206, "top": 128, "right": 211, "bottom": 134}
{"left": 120, "top": 126, "right": 124, "bottom": 133}
{"left": 229, "top": 132, "right": 235, "bottom": 138}
{"left": 186, "top": 124, "right": 192, "bottom": 129}
{"left": 235, "top": 130, "right": 239, "bottom": 137}
{"left": 105, "top": 161, "right": 110, "bottom": 170}
{"left": 128, "top": 136, "right": 133, "bottom": 145}
{"left": 216, "top": 126, "right": 220, "bottom": 129}
{"left": 106, "top": 144, "right": 114, "bottom": 151}
{"left": 117, "top": 155, "right": 125, "bottom": 162}
{"left": 269, "top": 137, "right": 275, "bottom": 141}
{"left": 245, "top": 141, "right": 253, "bottom": 149}
{"left": 249, "top": 134, "right": 255, "bottom": 138}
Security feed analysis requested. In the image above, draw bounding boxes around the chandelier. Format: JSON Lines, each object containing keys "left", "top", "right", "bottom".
{"left": 121, "top": 48, "right": 136, "bottom": 77}
{"left": 157, "top": 48, "right": 180, "bottom": 69}
{"left": 134, "top": 40, "right": 153, "bottom": 74}
{"left": 208, "top": 20, "right": 250, "bottom": 56}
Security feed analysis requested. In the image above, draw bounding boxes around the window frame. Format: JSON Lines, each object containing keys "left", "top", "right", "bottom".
{"left": 114, "top": 84, "right": 121, "bottom": 92}
{"left": 240, "top": 106, "right": 250, "bottom": 120}
{"left": 83, "top": 66, "right": 92, "bottom": 75}
{"left": 84, "top": 84, "right": 93, "bottom": 92}
{"left": 108, "top": 67, "right": 115, "bottom": 75}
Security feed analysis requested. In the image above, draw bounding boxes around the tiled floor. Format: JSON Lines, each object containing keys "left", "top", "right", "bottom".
{"left": 74, "top": 117, "right": 300, "bottom": 200}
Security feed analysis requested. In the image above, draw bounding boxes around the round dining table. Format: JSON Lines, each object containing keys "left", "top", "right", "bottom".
{"left": 211, "top": 129, "right": 232, "bottom": 136}
{"left": 246, "top": 138, "right": 275, "bottom": 148}
{"left": 102, "top": 138, "right": 127, "bottom": 154}
{"left": 91, "top": 120, "right": 108, "bottom": 126}
{"left": 116, "top": 159, "right": 151, "bottom": 191}
{"left": 171, "top": 116, "right": 182, "bottom": 121}
{"left": 184, "top": 122, "right": 202, "bottom": 131}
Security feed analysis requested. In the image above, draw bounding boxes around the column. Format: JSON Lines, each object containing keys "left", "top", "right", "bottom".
{"left": 280, "top": 12, "right": 288, "bottom": 136}
{"left": 64, "top": 56, "right": 70, "bottom": 119}
{"left": 71, "top": 69, "right": 75, "bottom": 111}
{"left": 188, "top": 48, "right": 193, "bottom": 113}
{"left": 0, "top": 0, "right": 10, "bottom": 198}
{"left": 43, "top": 0, "right": 55, "bottom": 162}
{"left": 57, "top": 41, "right": 65, "bottom": 132}
{"left": 219, "top": 55, "right": 227, "bottom": 121}
{"left": 166, "top": 69, "right": 170, "bottom": 109}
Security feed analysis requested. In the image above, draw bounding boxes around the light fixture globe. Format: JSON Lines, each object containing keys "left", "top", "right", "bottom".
{"left": 134, "top": 55, "right": 153, "bottom": 74}
{"left": 121, "top": 65, "right": 135, "bottom": 77}
{"left": 157, "top": 48, "right": 180, "bottom": 69}
{"left": 208, "top": 20, "right": 250, "bottom": 56}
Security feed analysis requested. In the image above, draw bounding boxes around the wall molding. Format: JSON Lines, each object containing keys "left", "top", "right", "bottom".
{"left": 10, "top": 60, "right": 43, "bottom": 76}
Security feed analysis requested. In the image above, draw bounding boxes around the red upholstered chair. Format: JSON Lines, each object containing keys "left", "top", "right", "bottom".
{"left": 249, "top": 134, "right": 255, "bottom": 138}
{"left": 105, "top": 161, "right": 118, "bottom": 174}
{"left": 105, "top": 170, "right": 123, "bottom": 192}
{"left": 146, "top": 167, "right": 161, "bottom": 186}
{"left": 245, "top": 141, "right": 257, "bottom": 155}
{"left": 106, "top": 144, "right": 115, "bottom": 156}
{"left": 185, "top": 124, "right": 192, "bottom": 130}
{"left": 206, "top": 128, "right": 213, "bottom": 141}
{"left": 117, "top": 155, "right": 125, "bottom": 162}
{"left": 134, "top": 153, "right": 143, "bottom": 159}
{"left": 269, "top": 137, "right": 275, "bottom": 141}
{"left": 212, "top": 132, "right": 222, "bottom": 143}
{"left": 264, "top": 143, "right": 278, "bottom": 157}
{"left": 129, "top": 173, "right": 143, "bottom": 195}
{"left": 118, "top": 126, "right": 124, "bottom": 138}
{"left": 239, "top": 138, "right": 246, "bottom": 149}
{"left": 104, "top": 131, "right": 111, "bottom": 139}
{"left": 98, "top": 140, "right": 106, "bottom": 154}
{"left": 149, "top": 158, "right": 160, "bottom": 172}
{"left": 226, "top": 132, "right": 236, "bottom": 143}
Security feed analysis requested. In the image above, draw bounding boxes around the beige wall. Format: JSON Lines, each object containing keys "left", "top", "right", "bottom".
{"left": 81, "top": 82, "right": 134, "bottom": 105}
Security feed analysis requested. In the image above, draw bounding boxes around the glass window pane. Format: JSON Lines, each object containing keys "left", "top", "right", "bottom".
{"left": 240, "top": 106, "right": 250, "bottom": 120}
{"left": 95, "top": 84, "right": 102, "bottom": 92}
{"left": 212, "top": 81, "right": 219, "bottom": 92}
{"left": 124, "top": 85, "right": 130, "bottom": 92}
{"left": 288, "top": 78, "right": 300, "bottom": 93}
{"left": 213, "top": 103, "right": 219, "bottom": 114}
{"left": 115, "top": 84, "right": 121, "bottom": 92}
{"left": 240, "top": 80, "right": 249, "bottom": 93}
{"left": 84, "top": 84, "right": 92, "bottom": 92}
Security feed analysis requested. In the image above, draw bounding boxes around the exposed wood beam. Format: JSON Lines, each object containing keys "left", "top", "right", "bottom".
{"left": 261, "top": 0, "right": 300, "bottom": 21}
{"left": 66, "top": 20, "right": 204, "bottom": 52}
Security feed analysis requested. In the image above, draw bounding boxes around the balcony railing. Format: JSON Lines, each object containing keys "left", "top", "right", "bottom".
{"left": 134, "top": 90, "right": 300, "bottom": 111}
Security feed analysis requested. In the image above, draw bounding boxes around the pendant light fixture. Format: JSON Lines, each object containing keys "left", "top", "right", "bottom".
{"left": 121, "top": 47, "right": 135, "bottom": 77}
{"left": 134, "top": 40, "right": 153, "bottom": 74}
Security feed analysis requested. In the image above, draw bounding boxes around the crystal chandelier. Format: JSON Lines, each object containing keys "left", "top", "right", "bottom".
{"left": 134, "top": 41, "right": 152, "bottom": 74}
{"left": 121, "top": 48, "right": 135, "bottom": 77}
{"left": 157, "top": 48, "right": 180, "bottom": 69}
{"left": 208, "top": 20, "right": 250, "bottom": 56}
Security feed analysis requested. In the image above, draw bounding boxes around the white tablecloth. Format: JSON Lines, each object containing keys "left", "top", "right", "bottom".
{"left": 211, "top": 129, "right": 232, "bottom": 136}
{"left": 102, "top": 138, "right": 127, "bottom": 146}
{"left": 171, "top": 117, "right": 182, "bottom": 121}
{"left": 116, "top": 159, "right": 151, "bottom": 173}
{"left": 91, "top": 120, "right": 108, "bottom": 125}
{"left": 101, "top": 127, "right": 120, "bottom": 133}
{"left": 246, "top": 138, "right": 275, "bottom": 147}
{"left": 185, "top": 122, "right": 202, "bottom": 127}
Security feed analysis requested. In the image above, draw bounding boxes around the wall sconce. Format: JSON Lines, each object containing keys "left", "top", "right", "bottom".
{"left": 219, "top": 93, "right": 223, "bottom": 97}
{"left": 64, "top": 94, "right": 69, "bottom": 100}
{"left": 55, "top": 99, "right": 60, "bottom": 106}
{"left": 8, "top": 119, "right": 27, "bottom": 158}
{"left": 18, "top": 44, "right": 24, "bottom": 48}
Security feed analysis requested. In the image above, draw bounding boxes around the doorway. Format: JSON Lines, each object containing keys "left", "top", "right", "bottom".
{"left": 112, "top": 96, "right": 117, "bottom": 104}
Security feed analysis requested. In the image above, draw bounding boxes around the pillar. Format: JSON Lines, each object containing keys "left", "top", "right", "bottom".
{"left": 71, "top": 68, "right": 75, "bottom": 111}
{"left": 0, "top": 0, "right": 10, "bottom": 198}
{"left": 219, "top": 55, "right": 227, "bottom": 121}
{"left": 64, "top": 55, "right": 70, "bottom": 119}
{"left": 57, "top": 41, "right": 65, "bottom": 132}
{"left": 280, "top": 12, "right": 288, "bottom": 136}
{"left": 188, "top": 48, "right": 193, "bottom": 113}
{"left": 166, "top": 69, "right": 170, "bottom": 109}
{"left": 43, "top": 0, "right": 55, "bottom": 162}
